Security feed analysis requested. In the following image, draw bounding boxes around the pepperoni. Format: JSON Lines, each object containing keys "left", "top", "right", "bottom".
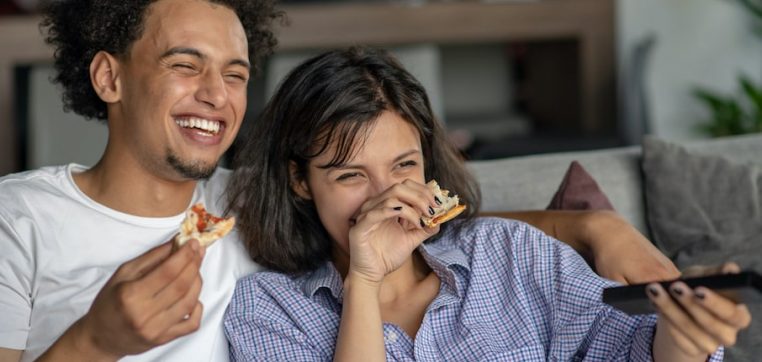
{"left": 191, "top": 204, "right": 225, "bottom": 232}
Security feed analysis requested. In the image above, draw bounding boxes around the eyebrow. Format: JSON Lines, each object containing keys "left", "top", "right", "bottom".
{"left": 160, "top": 47, "right": 251, "bottom": 70}
{"left": 318, "top": 149, "right": 421, "bottom": 170}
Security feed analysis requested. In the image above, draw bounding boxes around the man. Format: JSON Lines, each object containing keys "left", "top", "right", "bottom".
{"left": 0, "top": 1, "right": 279, "bottom": 361}
{"left": 0, "top": 0, "right": 677, "bottom": 361}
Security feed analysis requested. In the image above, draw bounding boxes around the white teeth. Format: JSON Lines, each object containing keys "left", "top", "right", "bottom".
{"left": 175, "top": 117, "right": 222, "bottom": 134}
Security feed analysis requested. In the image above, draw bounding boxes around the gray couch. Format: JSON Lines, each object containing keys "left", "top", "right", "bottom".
{"left": 468, "top": 133, "right": 762, "bottom": 361}
{"left": 469, "top": 133, "right": 762, "bottom": 237}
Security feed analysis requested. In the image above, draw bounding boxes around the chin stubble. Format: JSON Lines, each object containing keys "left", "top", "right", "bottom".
{"left": 166, "top": 151, "right": 217, "bottom": 180}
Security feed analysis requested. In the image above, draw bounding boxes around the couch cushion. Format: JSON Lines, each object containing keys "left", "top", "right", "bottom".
{"left": 642, "top": 136, "right": 762, "bottom": 362}
{"left": 642, "top": 137, "right": 762, "bottom": 268}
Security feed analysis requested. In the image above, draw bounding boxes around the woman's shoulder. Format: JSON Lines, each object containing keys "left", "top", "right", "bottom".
{"left": 229, "top": 270, "right": 307, "bottom": 315}
{"left": 435, "top": 217, "right": 558, "bottom": 265}
{"left": 234, "top": 269, "right": 303, "bottom": 298}
{"left": 442, "top": 217, "right": 541, "bottom": 248}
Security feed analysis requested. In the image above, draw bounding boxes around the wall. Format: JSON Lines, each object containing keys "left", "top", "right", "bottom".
{"left": 617, "top": 0, "right": 762, "bottom": 140}
{"left": 8, "top": 0, "right": 762, "bottom": 175}
{"left": 27, "top": 65, "right": 107, "bottom": 169}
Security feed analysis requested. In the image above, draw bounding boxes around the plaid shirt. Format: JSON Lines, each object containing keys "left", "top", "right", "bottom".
{"left": 224, "top": 218, "right": 723, "bottom": 361}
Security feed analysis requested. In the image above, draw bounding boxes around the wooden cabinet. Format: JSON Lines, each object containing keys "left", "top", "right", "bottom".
{"left": 0, "top": 0, "right": 615, "bottom": 174}
{"left": 276, "top": 0, "right": 615, "bottom": 133}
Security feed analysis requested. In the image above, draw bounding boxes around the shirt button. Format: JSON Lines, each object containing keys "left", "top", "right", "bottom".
{"left": 385, "top": 331, "right": 398, "bottom": 343}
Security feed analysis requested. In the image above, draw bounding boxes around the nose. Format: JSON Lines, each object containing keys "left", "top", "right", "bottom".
{"left": 195, "top": 71, "right": 228, "bottom": 109}
{"left": 368, "top": 174, "right": 396, "bottom": 197}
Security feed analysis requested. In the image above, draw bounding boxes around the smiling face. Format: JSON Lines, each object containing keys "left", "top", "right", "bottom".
{"left": 297, "top": 111, "right": 425, "bottom": 253}
{"left": 109, "top": 0, "right": 249, "bottom": 180}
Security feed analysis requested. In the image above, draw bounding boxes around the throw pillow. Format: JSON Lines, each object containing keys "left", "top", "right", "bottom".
{"left": 642, "top": 137, "right": 762, "bottom": 269}
{"left": 546, "top": 161, "right": 615, "bottom": 211}
{"left": 642, "top": 136, "right": 762, "bottom": 362}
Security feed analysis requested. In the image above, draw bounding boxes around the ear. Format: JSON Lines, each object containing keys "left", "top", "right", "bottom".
{"left": 289, "top": 161, "right": 312, "bottom": 200}
{"left": 89, "top": 50, "right": 121, "bottom": 103}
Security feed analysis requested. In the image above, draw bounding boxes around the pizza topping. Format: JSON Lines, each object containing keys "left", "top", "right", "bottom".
{"left": 174, "top": 203, "right": 235, "bottom": 249}
{"left": 191, "top": 203, "right": 225, "bottom": 232}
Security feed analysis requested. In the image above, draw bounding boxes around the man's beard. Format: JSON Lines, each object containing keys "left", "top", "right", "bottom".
{"left": 166, "top": 151, "right": 217, "bottom": 180}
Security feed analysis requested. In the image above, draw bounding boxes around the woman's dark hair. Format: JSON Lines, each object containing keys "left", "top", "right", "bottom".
{"left": 40, "top": 0, "right": 283, "bottom": 121}
{"left": 227, "top": 46, "right": 482, "bottom": 275}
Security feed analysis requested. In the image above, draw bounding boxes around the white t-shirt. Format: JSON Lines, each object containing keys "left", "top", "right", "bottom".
{"left": 0, "top": 164, "right": 260, "bottom": 361}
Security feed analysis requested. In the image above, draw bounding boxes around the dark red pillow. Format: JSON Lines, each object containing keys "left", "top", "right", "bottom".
{"left": 547, "top": 161, "right": 615, "bottom": 211}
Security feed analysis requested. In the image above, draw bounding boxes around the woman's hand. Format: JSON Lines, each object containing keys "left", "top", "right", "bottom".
{"left": 651, "top": 262, "right": 752, "bottom": 361}
{"left": 347, "top": 180, "right": 439, "bottom": 284}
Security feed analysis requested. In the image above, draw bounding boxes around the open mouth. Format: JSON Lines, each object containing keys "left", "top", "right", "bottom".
{"left": 175, "top": 117, "right": 223, "bottom": 135}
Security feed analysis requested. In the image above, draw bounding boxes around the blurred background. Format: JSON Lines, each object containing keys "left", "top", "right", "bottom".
{"left": 1, "top": 0, "right": 761, "bottom": 176}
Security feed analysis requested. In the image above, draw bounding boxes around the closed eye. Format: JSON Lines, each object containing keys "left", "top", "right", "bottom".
{"left": 397, "top": 160, "right": 417, "bottom": 168}
{"left": 225, "top": 73, "right": 248, "bottom": 83}
{"left": 336, "top": 172, "right": 361, "bottom": 181}
{"left": 172, "top": 63, "right": 198, "bottom": 74}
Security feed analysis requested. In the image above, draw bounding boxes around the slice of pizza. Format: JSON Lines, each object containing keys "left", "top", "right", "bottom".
{"left": 174, "top": 203, "right": 235, "bottom": 248}
{"left": 421, "top": 180, "right": 467, "bottom": 228}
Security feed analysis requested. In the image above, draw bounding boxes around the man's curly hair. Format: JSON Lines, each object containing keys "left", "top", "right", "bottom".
{"left": 41, "top": 0, "right": 283, "bottom": 121}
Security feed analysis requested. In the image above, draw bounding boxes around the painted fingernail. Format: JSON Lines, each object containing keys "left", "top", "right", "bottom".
{"left": 671, "top": 285, "right": 683, "bottom": 296}
{"left": 393, "top": 206, "right": 402, "bottom": 211}
{"left": 434, "top": 196, "right": 442, "bottom": 205}
{"left": 428, "top": 206, "right": 435, "bottom": 215}
{"left": 695, "top": 289, "right": 706, "bottom": 300}
{"left": 648, "top": 285, "right": 659, "bottom": 297}
{"left": 420, "top": 219, "right": 426, "bottom": 228}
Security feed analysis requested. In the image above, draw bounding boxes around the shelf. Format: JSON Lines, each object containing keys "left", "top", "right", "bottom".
{"left": 0, "top": 0, "right": 615, "bottom": 174}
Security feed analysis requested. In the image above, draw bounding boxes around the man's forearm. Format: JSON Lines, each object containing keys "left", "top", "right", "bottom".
{"left": 0, "top": 347, "right": 22, "bottom": 362}
{"left": 37, "top": 318, "right": 119, "bottom": 362}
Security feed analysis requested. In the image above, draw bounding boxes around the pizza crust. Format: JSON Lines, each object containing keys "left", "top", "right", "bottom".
{"left": 421, "top": 180, "right": 467, "bottom": 228}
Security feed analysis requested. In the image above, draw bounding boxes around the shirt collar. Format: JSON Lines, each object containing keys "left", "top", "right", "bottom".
{"left": 419, "top": 239, "right": 470, "bottom": 297}
{"left": 302, "top": 261, "right": 345, "bottom": 302}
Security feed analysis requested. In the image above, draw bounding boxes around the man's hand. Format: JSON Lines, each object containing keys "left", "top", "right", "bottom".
{"left": 38, "top": 239, "right": 205, "bottom": 361}
{"left": 583, "top": 211, "right": 680, "bottom": 284}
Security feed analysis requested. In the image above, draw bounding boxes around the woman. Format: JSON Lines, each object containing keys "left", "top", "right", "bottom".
{"left": 224, "top": 47, "right": 750, "bottom": 361}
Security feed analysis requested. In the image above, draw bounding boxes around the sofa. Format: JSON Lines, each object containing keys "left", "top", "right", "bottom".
{"left": 467, "top": 133, "right": 762, "bottom": 361}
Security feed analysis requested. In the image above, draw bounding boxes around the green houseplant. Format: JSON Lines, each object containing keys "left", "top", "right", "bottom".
{"left": 694, "top": 0, "right": 762, "bottom": 136}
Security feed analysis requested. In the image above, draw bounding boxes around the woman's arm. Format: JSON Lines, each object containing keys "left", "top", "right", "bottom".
{"left": 334, "top": 274, "right": 385, "bottom": 362}
{"left": 482, "top": 210, "right": 680, "bottom": 284}
{"left": 335, "top": 180, "right": 439, "bottom": 361}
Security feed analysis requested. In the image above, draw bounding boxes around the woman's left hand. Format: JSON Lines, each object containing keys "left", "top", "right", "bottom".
{"left": 651, "top": 262, "right": 752, "bottom": 360}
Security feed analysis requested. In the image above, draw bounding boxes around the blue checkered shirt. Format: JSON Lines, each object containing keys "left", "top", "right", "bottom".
{"left": 224, "top": 218, "right": 723, "bottom": 361}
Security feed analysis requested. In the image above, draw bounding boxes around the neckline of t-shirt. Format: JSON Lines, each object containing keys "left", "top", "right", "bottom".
{"left": 65, "top": 163, "right": 198, "bottom": 228}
